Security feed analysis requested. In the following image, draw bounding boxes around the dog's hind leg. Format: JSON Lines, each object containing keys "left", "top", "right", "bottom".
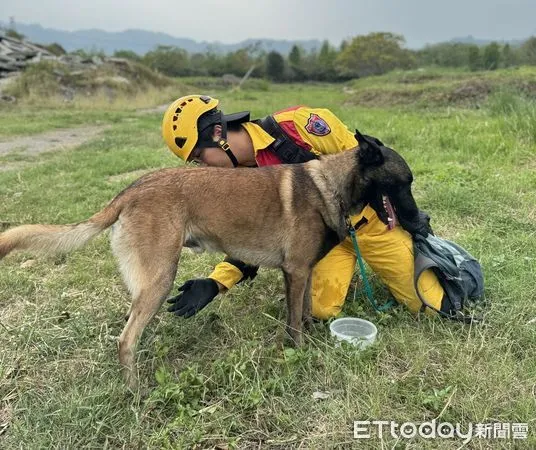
{"left": 302, "top": 271, "right": 313, "bottom": 331}
{"left": 118, "top": 273, "right": 176, "bottom": 390}
{"left": 282, "top": 268, "right": 309, "bottom": 346}
{"left": 112, "top": 222, "right": 182, "bottom": 390}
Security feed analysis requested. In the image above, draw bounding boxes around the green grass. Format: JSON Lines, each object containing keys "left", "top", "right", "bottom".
{"left": 0, "top": 106, "right": 126, "bottom": 137}
{"left": 0, "top": 77, "right": 535, "bottom": 448}
{"left": 345, "top": 66, "right": 536, "bottom": 108}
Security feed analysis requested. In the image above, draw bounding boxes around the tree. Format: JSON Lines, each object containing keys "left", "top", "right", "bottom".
{"left": 467, "top": 45, "right": 482, "bottom": 71}
{"left": 317, "top": 40, "right": 338, "bottom": 80}
{"left": 5, "top": 16, "right": 25, "bottom": 40}
{"left": 188, "top": 52, "right": 209, "bottom": 76}
{"left": 501, "top": 43, "right": 516, "bottom": 68}
{"left": 417, "top": 42, "right": 478, "bottom": 68}
{"left": 520, "top": 36, "right": 536, "bottom": 65}
{"left": 71, "top": 48, "right": 106, "bottom": 59}
{"left": 288, "top": 45, "right": 305, "bottom": 81}
{"left": 113, "top": 50, "right": 142, "bottom": 62}
{"left": 204, "top": 50, "right": 226, "bottom": 76}
{"left": 224, "top": 49, "right": 254, "bottom": 76}
{"left": 289, "top": 45, "right": 302, "bottom": 66}
{"left": 5, "top": 28, "right": 25, "bottom": 40}
{"left": 336, "top": 32, "right": 415, "bottom": 77}
{"left": 41, "top": 43, "right": 66, "bottom": 56}
{"left": 265, "top": 51, "right": 285, "bottom": 81}
{"left": 318, "top": 41, "right": 332, "bottom": 65}
{"left": 482, "top": 42, "right": 501, "bottom": 70}
{"left": 143, "top": 45, "right": 190, "bottom": 77}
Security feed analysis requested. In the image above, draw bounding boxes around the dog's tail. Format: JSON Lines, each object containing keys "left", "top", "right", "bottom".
{"left": 0, "top": 200, "right": 122, "bottom": 260}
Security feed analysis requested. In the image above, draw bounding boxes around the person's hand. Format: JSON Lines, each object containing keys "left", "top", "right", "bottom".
{"left": 167, "top": 279, "right": 219, "bottom": 318}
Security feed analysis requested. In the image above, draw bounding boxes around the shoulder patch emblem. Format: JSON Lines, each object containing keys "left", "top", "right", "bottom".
{"left": 305, "top": 113, "right": 331, "bottom": 136}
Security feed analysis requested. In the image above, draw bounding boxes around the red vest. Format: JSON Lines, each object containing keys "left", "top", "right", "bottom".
{"left": 255, "top": 106, "right": 313, "bottom": 167}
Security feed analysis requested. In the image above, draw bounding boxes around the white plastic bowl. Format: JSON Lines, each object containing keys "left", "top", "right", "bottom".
{"left": 329, "top": 317, "right": 377, "bottom": 349}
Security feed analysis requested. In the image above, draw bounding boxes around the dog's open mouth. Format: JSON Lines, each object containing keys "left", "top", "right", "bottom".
{"left": 368, "top": 192, "right": 398, "bottom": 229}
{"left": 382, "top": 195, "right": 398, "bottom": 230}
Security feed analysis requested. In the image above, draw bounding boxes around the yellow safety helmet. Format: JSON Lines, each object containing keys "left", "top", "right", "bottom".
{"left": 162, "top": 94, "right": 220, "bottom": 161}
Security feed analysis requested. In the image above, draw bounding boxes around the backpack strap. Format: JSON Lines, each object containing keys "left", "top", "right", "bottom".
{"left": 254, "top": 115, "right": 319, "bottom": 164}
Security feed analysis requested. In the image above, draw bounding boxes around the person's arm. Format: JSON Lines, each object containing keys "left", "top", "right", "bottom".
{"left": 208, "top": 257, "right": 250, "bottom": 291}
{"left": 287, "top": 107, "right": 357, "bottom": 155}
{"left": 167, "top": 257, "right": 258, "bottom": 318}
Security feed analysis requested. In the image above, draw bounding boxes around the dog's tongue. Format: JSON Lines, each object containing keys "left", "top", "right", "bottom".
{"left": 382, "top": 195, "right": 398, "bottom": 230}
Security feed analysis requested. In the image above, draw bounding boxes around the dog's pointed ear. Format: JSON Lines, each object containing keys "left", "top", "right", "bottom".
{"left": 354, "top": 128, "right": 366, "bottom": 144}
{"left": 356, "top": 129, "right": 384, "bottom": 166}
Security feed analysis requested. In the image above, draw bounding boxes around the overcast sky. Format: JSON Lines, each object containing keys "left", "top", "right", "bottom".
{"left": 4, "top": 0, "right": 536, "bottom": 48}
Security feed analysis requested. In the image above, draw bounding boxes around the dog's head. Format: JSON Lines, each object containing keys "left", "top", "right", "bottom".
{"left": 357, "top": 135, "right": 432, "bottom": 237}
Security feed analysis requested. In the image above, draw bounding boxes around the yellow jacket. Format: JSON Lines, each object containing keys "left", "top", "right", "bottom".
{"left": 209, "top": 106, "right": 357, "bottom": 288}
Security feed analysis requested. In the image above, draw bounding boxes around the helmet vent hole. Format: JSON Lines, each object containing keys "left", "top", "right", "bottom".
{"left": 173, "top": 115, "right": 178, "bottom": 121}
{"left": 173, "top": 125, "right": 177, "bottom": 130}
{"left": 174, "top": 109, "right": 181, "bottom": 115}
{"left": 181, "top": 102, "right": 187, "bottom": 107}
{"left": 175, "top": 137, "right": 187, "bottom": 148}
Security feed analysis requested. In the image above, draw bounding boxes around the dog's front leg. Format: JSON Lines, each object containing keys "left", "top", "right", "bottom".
{"left": 282, "top": 268, "right": 309, "bottom": 346}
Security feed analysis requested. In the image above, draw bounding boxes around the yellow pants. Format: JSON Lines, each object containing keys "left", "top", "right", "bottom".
{"left": 311, "top": 205, "right": 444, "bottom": 319}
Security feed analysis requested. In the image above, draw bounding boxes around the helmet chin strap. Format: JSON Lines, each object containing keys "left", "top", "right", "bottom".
{"left": 217, "top": 139, "right": 239, "bottom": 167}
{"left": 217, "top": 119, "right": 239, "bottom": 167}
{"left": 196, "top": 111, "right": 241, "bottom": 167}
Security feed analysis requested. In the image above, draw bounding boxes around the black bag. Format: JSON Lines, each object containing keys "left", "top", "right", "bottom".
{"left": 413, "top": 233, "right": 485, "bottom": 322}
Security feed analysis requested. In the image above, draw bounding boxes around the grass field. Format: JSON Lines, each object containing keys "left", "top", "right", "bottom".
{"left": 0, "top": 68, "right": 535, "bottom": 448}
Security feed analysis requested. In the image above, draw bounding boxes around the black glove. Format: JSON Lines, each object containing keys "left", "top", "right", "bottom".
{"left": 417, "top": 210, "right": 434, "bottom": 236}
{"left": 167, "top": 278, "right": 219, "bottom": 318}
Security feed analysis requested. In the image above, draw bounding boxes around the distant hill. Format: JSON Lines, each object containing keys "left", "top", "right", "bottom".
{"left": 2, "top": 22, "right": 532, "bottom": 56}
{"left": 0, "top": 22, "right": 324, "bottom": 55}
{"left": 450, "top": 35, "right": 529, "bottom": 47}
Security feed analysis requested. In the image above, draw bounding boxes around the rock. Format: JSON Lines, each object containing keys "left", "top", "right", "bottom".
{"left": 20, "top": 259, "right": 36, "bottom": 268}
{"left": 0, "top": 32, "right": 54, "bottom": 78}
{"left": 0, "top": 94, "right": 16, "bottom": 103}
{"left": 222, "top": 73, "right": 241, "bottom": 85}
{"left": 312, "top": 391, "right": 330, "bottom": 400}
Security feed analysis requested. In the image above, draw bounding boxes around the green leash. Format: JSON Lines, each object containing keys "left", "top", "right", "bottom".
{"left": 346, "top": 218, "right": 397, "bottom": 312}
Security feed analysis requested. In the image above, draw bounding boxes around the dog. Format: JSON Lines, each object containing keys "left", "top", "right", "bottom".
{"left": 0, "top": 142, "right": 428, "bottom": 389}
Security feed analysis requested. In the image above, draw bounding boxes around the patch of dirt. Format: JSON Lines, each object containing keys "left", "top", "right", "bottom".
{"left": 396, "top": 72, "right": 446, "bottom": 84}
{"left": 446, "top": 80, "right": 493, "bottom": 103}
{"left": 0, "top": 125, "right": 110, "bottom": 156}
{"left": 0, "top": 125, "right": 110, "bottom": 171}
{"left": 521, "top": 155, "right": 536, "bottom": 170}
{"left": 136, "top": 103, "right": 169, "bottom": 115}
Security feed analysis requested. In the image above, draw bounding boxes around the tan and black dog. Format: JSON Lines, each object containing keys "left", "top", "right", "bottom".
{"left": 0, "top": 142, "right": 428, "bottom": 389}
